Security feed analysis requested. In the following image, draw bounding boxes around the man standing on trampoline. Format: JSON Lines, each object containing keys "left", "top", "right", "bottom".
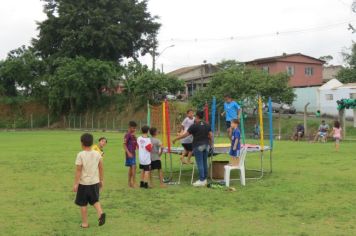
{"left": 173, "top": 111, "right": 213, "bottom": 187}
{"left": 221, "top": 94, "right": 241, "bottom": 139}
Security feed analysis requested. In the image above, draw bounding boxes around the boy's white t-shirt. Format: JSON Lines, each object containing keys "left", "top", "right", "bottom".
{"left": 75, "top": 150, "right": 102, "bottom": 185}
{"left": 181, "top": 117, "right": 194, "bottom": 144}
{"left": 137, "top": 136, "right": 152, "bottom": 165}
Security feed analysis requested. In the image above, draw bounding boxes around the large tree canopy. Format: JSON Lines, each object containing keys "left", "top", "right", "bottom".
{"left": 191, "top": 60, "right": 295, "bottom": 108}
{"left": 33, "top": 0, "right": 160, "bottom": 61}
{"left": 337, "top": 42, "right": 356, "bottom": 83}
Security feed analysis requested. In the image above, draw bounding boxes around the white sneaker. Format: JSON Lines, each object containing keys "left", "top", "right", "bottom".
{"left": 193, "top": 180, "right": 207, "bottom": 187}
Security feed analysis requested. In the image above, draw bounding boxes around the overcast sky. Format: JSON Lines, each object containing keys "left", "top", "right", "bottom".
{"left": 1, "top": 0, "right": 356, "bottom": 72}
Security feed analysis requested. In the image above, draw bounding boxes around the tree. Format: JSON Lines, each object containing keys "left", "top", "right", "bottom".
{"left": 48, "top": 56, "right": 121, "bottom": 114}
{"left": 319, "top": 55, "right": 333, "bottom": 66}
{"left": 336, "top": 42, "right": 356, "bottom": 83}
{"left": 0, "top": 46, "right": 45, "bottom": 97}
{"left": 191, "top": 60, "right": 295, "bottom": 108}
{"left": 33, "top": 0, "right": 160, "bottom": 62}
{"left": 130, "top": 70, "right": 184, "bottom": 105}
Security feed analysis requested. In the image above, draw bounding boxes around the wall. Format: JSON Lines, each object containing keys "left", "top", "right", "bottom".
{"left": 292, "top": 87, "right": 319, "bottom": 113}
{"left": 319, "top": 88, "right": 354, "bottom": 118}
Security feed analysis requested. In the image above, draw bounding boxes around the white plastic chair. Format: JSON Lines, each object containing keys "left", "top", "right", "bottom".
{"left": 224, "top": 147, "right": 247, "bottom": 187}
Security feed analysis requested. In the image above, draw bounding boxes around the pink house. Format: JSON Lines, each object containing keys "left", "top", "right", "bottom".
{"left": 246, "top": 53, "right": 325, "bottom": 87}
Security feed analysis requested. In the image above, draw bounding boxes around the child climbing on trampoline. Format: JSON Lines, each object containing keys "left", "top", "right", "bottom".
{"left": 179, "top": 109, "right": 195, "bottom": 164}
{"left": 229, "top": 119, "right": 241, "bottom": 166}
{"left": 149, "top": 127, "right": 166, "bottom": 188}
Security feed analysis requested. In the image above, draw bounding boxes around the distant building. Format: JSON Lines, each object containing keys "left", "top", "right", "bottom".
{"left": 168, "top": 64, "right": 218, "bottom": 97}
{"left": 322, "top": 65, "right": 343, "bottom": 82}
{"left": 318, "top": 79, "right": 356, "bottom": 118}
{"left": 246, "top": 53, "right": 325, "bottom": 88}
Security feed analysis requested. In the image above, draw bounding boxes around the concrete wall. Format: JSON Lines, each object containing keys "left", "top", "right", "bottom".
{"left": 292, "top": 87, "right": 319, "bottom": 113}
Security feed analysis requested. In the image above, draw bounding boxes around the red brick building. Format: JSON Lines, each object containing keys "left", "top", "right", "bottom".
{"left": 246, "top": 53, "right": 325, "bottom": 87}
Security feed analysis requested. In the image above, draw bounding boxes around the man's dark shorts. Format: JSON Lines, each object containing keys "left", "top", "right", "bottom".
{"left": 181, "top": 143, "right": 193, "bottom": 152}
{"left": 75, "top": 183, "right": 100, "bottom": 206}
{"left": 225, "top": 121, "right": 231, "bottom": 129}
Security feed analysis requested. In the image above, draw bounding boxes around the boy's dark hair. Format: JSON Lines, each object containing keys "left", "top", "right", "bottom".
{"left": 196, "top": 111, "right": 204, "bottom": 119}
{"left": 81, "top": 133, "right": 93, "bottom": 147}
{"left": 321, "top": 120, "right": 325, "bottom": 123}
{"left": 186, "top": 109, "right": 193, "bottom": 114}
{"left": 334, "top": 120, "right": 340, "bottom": 128}
{"left": 149, "top": 127, "right": 157, "bottom": 136}
{"left": 99, "top": 137, "right": 107, "bottom": 143}
{"left": 129, "top": 121, "right": 137, "bottom": 127}
{"left": 141, "top": 125, "right": 150, "bottom": 134}
{"left": 224, "top": 94, "right": 231, "bottom": 98}
{"left": 231, "top": 119, "right": 240, "bottom": 125}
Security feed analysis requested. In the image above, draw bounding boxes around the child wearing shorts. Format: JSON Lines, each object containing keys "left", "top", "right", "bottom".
{"left": 331, "top": 120, "right": 342, "bottom": 151}
{"left": 137, "top": 125, "right": 152, "bottom": 189}
{"left": 73, "top": 133, "right": 105, "bottom": 228}
{"left": 229, "top": 119, "right": 241, "bottom": 166}
{"left": 124, "top": 121, "right": 138, "bottom": 188}
{"left": 149, "top": 127, "right": 166, "bottom": 188}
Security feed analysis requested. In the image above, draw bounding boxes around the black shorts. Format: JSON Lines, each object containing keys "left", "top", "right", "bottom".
{"left": 151, "top": 160, "right": 162, "bottom": 170}
{"left": 182, "top": 143, "right": 193, "bottom": 152}
{"left": 139, "top": 164, "right": 151, "bottom": 171}
{"left": 225, "top": 121, "right": 231, "bottom": 129}
{"left": 75, "top": 183, "right": 99, "bottom": 206}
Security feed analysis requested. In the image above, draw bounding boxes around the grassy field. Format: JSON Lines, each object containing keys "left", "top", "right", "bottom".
{"left": 1, "top": 131, "right": 356, "bottom": 236}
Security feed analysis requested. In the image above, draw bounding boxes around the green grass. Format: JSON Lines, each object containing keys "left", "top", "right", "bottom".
{"left": 1, "top": 131, "right": 356, "bottom": 236}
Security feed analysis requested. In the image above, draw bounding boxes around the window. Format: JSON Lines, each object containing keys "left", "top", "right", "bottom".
{"left": 305, "top": 67, "right": 314, "bottom": 76}
{"left": 286, "top": 66, "right": 294, "bottom": 76}
{"left": 325, "top": 94, "right": 333, "bottom": 101}
{"left": 350, "top": 93, "right": 356, "bottom": 99}
{"left": 262, "top": 66, "right": 269, "bottom": 73}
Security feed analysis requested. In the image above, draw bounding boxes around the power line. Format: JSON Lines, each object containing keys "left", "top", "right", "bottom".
{"left": 160, "top": 19, "right": 356, "bottom": 43}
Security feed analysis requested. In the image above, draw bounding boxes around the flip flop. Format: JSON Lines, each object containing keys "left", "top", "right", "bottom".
{"left": 80, "top": 224, "right": 89, "bottom": 228}
{"left": 98, "top": 213, "right": 106, "bottom": 226}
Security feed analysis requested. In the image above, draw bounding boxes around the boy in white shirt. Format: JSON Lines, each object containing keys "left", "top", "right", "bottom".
{"left": 137, "top": 126, "right": 152, "bottom": 189}
{"left": 73, "top": 133, "right": 105, "bottom": 228}
{"left": 180, "top": 109, "right": 195, "bottom": 164}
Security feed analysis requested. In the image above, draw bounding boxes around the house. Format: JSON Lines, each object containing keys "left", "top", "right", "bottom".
{"left": 168, "top": 64, "right": 218, "bottom": 97}
{"left": 318, "top": 79, "right": 356, "bottom": 118}
{"left": 246, "top": 53, "right": 325, "bottom": 87}
{"left": 322, "top": 65, "right": 343, "bottom": 82}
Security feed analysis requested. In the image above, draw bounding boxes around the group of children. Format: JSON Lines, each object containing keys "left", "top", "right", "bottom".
{"left": 124, "top": 121, "right": 166, "bottom": 189}
{"left": 72, "top": 112, "right": 242, "bottom": 228}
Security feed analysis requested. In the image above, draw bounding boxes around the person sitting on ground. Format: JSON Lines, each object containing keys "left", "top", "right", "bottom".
{"left": 253, "top": 123, "right": 260, "bottom": 139}
{"left": 293, "top": 124, "right": 304, "bottom": 141}
{"left": 92, "top": 137, "right": 107, "bottom": 159}
{"left": 313, "top": 120, "right": 329, "bottom": 142}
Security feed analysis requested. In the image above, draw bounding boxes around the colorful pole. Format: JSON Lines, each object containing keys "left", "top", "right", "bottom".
{"left": 268, "top": 97, "right": 273, "bottom": 150}
{"left": 240, "top": 106, "right": 246, "bottom": 145}
{"left": 165, "top": 100, "right": 171, "bottom": 153}
{"left": 204, "top": 102, "right": 209, "bottom": 123}
{"left": 147, "top": 100, "right": 151, "bottom": 126}
{"left": 162, "top": 101, "right": 167, "bottom": 148}
{"left": 211, "top": 97, "right": 216, "bottom": 136}
{"left": 258, "top": 96, "right": 264, "bottom": 150}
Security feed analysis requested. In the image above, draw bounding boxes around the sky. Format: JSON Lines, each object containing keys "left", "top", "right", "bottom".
{"left": 1, "top": 0, "right": 356, "bottom": 72}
